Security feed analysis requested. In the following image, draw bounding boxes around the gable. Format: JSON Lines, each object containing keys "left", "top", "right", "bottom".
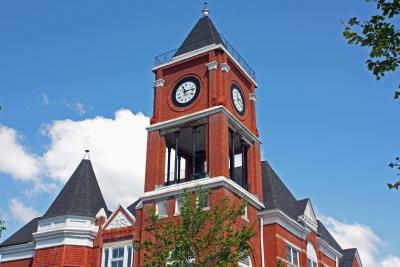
{"left": 298, "top": 200, "right": 318, "bottom": 230}
{"left": 104, "top": 209, "right": 134, "bottom": 230}
{"left": 304, "top": 201, "right": 317, "bottom": 224}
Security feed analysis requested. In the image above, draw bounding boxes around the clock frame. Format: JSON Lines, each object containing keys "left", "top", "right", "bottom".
{"left": 171, "top": 76, "right": 201, "bottom": 108}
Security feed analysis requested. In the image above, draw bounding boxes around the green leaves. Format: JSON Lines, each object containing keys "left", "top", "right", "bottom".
{"left": 139, "top": 190, "right": 255, "bottom": 267}
{"left": 343, "top": 0, "right": 400, "bottom": 99}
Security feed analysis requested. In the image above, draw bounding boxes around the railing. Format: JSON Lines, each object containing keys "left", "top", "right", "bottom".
{"left": 164, "top": 171, "right": 207, "bottom": 186}
{"left": 154, "top": 33, "right": 256, "bottom": 81}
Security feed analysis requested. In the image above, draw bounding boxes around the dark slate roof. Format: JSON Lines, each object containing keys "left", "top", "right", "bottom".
{"left": 261, "top": 161, "right": 299, "bottom": 219}
{"left": 127, "top": 198, "right": 141, "bottom": 218}
{"left": 261, "top": 161, "right": 343, "bottom": 252}
{"left": 317, "top": 220, "right": 342, "bottom": 252}
{"left": 340, "top": 248, "right": 357, "bottom": 267}
{"left": 42, "top": 159, "right": 109, "bottom": 219}
{"left": 295, "top": 198, "right": 310, "bottom": 218}
{"left": 0, "top": 217, "right": 40, "bottom": 248}
{"left": 175, "top": 15, "right": 225, "bottom": 56}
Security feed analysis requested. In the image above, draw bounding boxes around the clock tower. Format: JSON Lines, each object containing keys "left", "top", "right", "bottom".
{"left": 137, "top": 4, "right": 264, "bottom": 266}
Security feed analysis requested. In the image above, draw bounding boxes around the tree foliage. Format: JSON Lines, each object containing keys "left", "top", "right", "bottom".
{"left": 0, "top": 219, "right": 5, "bottom": 239}
{"left": 139, "top": 190, "right": 255, "bottom": 267}
{"left": 343, "top": 0, "right": 400, "bottom": 99}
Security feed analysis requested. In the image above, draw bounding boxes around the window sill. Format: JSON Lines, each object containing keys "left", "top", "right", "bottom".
{"left": 157, "top": 214, "right": 168, "bottom": 219}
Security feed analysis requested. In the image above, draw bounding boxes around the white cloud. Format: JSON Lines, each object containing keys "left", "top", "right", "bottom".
{"left": 0, "top": 110, "right": 149, "bottom": 209}
{"left": 9, "top": 199, "right": 40, "bottom": 224}
{"left": 0, "top": 126, "right": 41, "bottom": 181}
{"left": 41, "top": 109, "right": 149, "bottom": 209}
{"left": 41, "top": 93, "right": 49, "bottom": 106}
{"left": 63, "top": 101, "right": 87, "bottom": 115}
{"left": 322, "top": 216, "right": 400, "bottom": 267}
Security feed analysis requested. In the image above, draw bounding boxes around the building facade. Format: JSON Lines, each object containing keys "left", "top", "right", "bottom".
{"left": 0, "top": 7, "right": 363, "bottom": 267}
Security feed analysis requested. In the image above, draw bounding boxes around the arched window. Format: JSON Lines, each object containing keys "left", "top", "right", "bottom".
{"left": 307, "top": 242, "right": 318, "bottom": 267}
{"left": 238, "top": 255, "right": 252, "bottom": 267}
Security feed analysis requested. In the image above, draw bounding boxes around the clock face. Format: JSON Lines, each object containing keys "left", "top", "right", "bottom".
{"left": 231, "top": 84, "right": 245, "bottom": 115}
{"left": 172, "top": 76, "right": 201, "bottom": 107}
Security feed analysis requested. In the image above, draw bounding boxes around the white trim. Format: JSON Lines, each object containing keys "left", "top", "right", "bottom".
{"left": 135, "top": 200, "right": 143, "bottom": 209}
{"left": 96, "top": 208, "right": 107, "bottom": 219}
{"left": 249, "top": 93, "right": 256, "bottom": 102}
{"left": 0, "top": 242, "right": 35, "bottom": 262}
{"left": 206, "top": 61, "right": 218, "bottom": 70}
{"left": 259, "top": 209, "right": 310, "bottom": 240}
{"left": 260, "top": 216, "right": 265, "bottom": 267}
{"left": 152, "top": 44, "right": 258, "bottom": 87}
{"left": 33, "top": 215, "right": 98, "bottom": 249}
{"left": 103, "top": 205, "right": 136, "bottom": 230}
{"left": 146, "top": 106, "right": 261, "bottom": 144}
{"left": 317, "top": 237, "right": 342, "bottom": 261}
{"left": 154, "top": 79, "right": 165, "bottom": 88}
{"left": 221, "top": 62, "right": 231, "bottom": 73}
{"left": 103, "top": 240, "right": 133, "bottom": 247}
{"left": 141, "top": 176, "right": 264, "bottom": 210}
{"left": 298, "top": 200, "right": 318, "bottom": 232}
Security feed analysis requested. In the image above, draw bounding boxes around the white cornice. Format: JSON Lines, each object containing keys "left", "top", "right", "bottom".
{"left": 34, "top": 216, "right": 98, "bottom": 249}
{"left": 146, "top": 106, "right": 261, "bottom": 144}
{"left": 0, "top": 242, "right": 35, "bottom": 262}
{"left": 258, "top": 209, "right": 311, "bottom": 240}
{"left": 152, "top": 44, "right": 258, "bottom": 87}
{"left": 141, "top": 176, "right": 264, "bottom": 210}
{"left": 317, "top": 237, "right": 342, "bottom": 261}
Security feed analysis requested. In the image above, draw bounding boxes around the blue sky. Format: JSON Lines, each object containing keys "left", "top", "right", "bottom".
{"left": 0, "top": 1, "right": 399, "bottom": 266}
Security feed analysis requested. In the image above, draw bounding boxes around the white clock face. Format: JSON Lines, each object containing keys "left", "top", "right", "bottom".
{"left": 175, "top": 81, "right": 197, "bottom": 104}
{"left": 232, "top": 87, "right": 244, "bottom": 112}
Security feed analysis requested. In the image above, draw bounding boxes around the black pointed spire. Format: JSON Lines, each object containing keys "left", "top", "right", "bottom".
{"left": 174, "top": 5, "right": 225, "bottom": 57}
{"left": 42, "top": 158, "right": 109, "bottom": 219}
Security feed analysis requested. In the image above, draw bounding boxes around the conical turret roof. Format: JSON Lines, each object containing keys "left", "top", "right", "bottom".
{"left": 175, "top": 15, "right": 225, "bottom": 56}
{"left": 42, "top": 159, "right": 109, "bottom": 219}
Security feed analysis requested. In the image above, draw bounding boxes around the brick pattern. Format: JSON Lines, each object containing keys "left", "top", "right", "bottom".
{"left": 0, "top": 258, "right": 33, "bottom": 267}
{"left": 31, "top": 245, "right": 95, "bottom": 267}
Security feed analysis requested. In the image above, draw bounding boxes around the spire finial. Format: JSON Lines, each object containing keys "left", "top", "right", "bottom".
{"left": 202, "top": 2, "right": 209, "bottom": 17}
{"left": 83, "top": 149, "right": 91, "bottom": 160}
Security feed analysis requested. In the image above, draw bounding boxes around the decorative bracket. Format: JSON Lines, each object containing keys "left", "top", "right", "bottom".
{"left": 220, "top": 62, "right": 231, "bottom": 73}
{"left": 249, "top": 93, "right": 256, "bottom": 102}
{"left": 206, "top": 61, "right": 218, "bottom": 71}
{"left": 154, "top": 79, "right": 165, "bottom": 88}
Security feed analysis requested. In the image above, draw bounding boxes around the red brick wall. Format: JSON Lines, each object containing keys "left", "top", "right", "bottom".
{"left": 263, "top": 224, "right": 339, "bottom": 267}
{"left": 136, "top": 186, "right": 263, "bottom": 266}
{"left": 152, "top": 49, "right": 257, "bottom": 134}
{"left": 0, "top": 258, "right": 33, "bottom": 267}
{"left": 32, "top": 245, "right": 95, "bottom": 267}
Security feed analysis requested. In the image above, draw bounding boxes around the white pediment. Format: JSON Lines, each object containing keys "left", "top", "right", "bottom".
{"left": 105, "top": 211, "right": 132, "bottom": 230}
{"left": 304, "top": 201, "right": 317, "bottom": 223}
{"left": 298, "top": 200, "right": 318, "bottom": 231}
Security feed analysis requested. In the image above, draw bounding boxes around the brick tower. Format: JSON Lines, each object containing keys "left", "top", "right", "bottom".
{"left": 136, "top": 4, "right": 265, "bottom": 266}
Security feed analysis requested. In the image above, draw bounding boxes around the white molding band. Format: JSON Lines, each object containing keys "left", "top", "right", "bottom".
{"left": 206, "top": 61, "right": 218, "bottom": 70}
{"left": 146, "top": 106, "right": 261, "bottom": 144}
{"left": 220, "top": 62, "right": 231, "bottom": 72}
{"left": 33, "top": 215, "right": 98, "bottom": 249}
{"left": 154, "top": 79, "right": 165, "bottom": 88}
{"left": 0, "top": 242, "right": 35, "bottom": 262}
{"left": 249, "top": 93, "right": 256, "bottom": 102}
{"left": 152, "top": 44, "right": 258, "bottom": 87}
{"left": 317, "top": 237, "right": 343, "bottom": 261}
{"left": 141, "top": 176, "right": 265, "bottom": 210}
{"left": 258, "top": 209, "right": 311, "bottom": 240}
